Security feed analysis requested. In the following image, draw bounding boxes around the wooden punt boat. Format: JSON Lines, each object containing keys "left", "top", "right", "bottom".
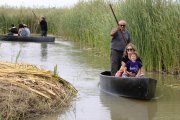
{"left": 0, "top": 35, "right": 55, "bottom": 42}
{"left": 99, "top": 71, "right": 157, "bottom": 100}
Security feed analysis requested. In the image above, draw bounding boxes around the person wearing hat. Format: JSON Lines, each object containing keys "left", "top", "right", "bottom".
{"left": 8, "top": 24, "right": 18, "bottom": 35}
{"left": 40, "top": 16, "right": 48, "bottom": 37}
{"left": 23, "top": 24, "right": 31, "bottom": 36}
{"left": 18, "top": 23, "right": 28, "bottom": 37}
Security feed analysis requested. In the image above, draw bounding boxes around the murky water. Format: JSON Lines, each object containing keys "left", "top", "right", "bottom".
{"left": 0, "top": 38, "right": 179, "bottom": 120}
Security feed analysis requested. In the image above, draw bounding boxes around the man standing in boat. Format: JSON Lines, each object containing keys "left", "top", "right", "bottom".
{"left": 110, "top": 19, "right": 131, "bottom": 76}
{"left": 40, "top": 16, "right": 48, "bottom": 37}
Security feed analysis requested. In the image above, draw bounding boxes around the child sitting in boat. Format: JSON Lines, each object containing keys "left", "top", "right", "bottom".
{"left": 122, "top": 52, "right": 143, "bottom": 77}
{"left": 115, "top": 43, "right": 145, "bottom": 77}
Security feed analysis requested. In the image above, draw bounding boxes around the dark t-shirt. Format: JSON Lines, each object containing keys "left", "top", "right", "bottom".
{"left": 122, "top": 55, "right": 142, "bottom": 64}
{"left": 10, "top": 27, "right": 18, "bottom": 34}
{"left": 40, "top": 20, "right": 47, "bottom": 31}
{"left": 126, "top": 60, "right": 142, "bottom": 74}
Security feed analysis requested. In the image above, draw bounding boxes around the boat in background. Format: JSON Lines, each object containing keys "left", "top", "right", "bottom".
{"left": 99, "top": 71, "right": 157, "bottom": 100}
{"left": 0, "top": 35, "right": 55, "bottom": 42}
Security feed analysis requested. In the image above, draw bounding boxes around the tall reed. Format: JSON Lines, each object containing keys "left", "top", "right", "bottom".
{"left": 55, "top": 0, "right": 179, "bottom": 73}
{"left": 117, "top": 0, "right": 179, "bottom": 73}
{"left": 0, "top": 0, "right": 179, "bottom": 73}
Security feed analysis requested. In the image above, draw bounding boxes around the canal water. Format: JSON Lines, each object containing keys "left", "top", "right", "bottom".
{"left": 0, "top": 38, "right": 179, "bottom": 120}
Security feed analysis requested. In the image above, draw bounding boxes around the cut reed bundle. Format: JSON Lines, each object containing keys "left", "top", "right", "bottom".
{"left": 0, "top": 61, "right": 77, "bottom": 120}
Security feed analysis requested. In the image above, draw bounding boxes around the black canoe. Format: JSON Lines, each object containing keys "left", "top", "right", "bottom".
{"left": 99, "top": 71, "right": 157, "bottom": 100}
{"left": 0, "top": 35, "right": 55, "bottom": 42}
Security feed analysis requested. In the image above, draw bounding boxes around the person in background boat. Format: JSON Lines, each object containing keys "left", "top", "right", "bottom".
{"left": 40, "top": 16, "right": 48, "bottom": 37}
{"left": 23, "top": 24, "right": 31, "bottom": 36}
{"left": 110, "top": 19, "right": 131, "bottom": 76}
{"left": 7, "top": 29, "right": 13, "bottom": 36}
{"left": 115, "top": 43, "right": 145, "bottom": 77}
{"left": 122, "top": 52, "right": 143, "bottom": 77}
{"left": 7, "top": 24, "right": 18, "bottom": 36}
{"left": 18, "top": 23, "right": 28, "bottom": 37}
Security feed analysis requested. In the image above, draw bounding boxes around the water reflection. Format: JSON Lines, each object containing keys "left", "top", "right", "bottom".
{"left": 100, "top": 92, "right": 157, "bottom": 120}
{"left": 40, "top": 43, "right": 48, "bottom": 61}
{"left": 0, "top": 40, "right": 180, "bottom": 120}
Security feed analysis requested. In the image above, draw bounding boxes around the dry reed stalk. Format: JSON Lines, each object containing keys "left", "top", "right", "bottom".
{"left": 0, "top": 61, "right": 77, "bottom": 120}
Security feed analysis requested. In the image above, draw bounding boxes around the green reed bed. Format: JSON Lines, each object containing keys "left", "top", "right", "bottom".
{"left": 118, "top": 0, "right": 180, "bottom": 73}
{"left": 0, "top": 6, "right": 58, "bottom": 34}
{"left": 0, "top": 0, "right": 179, "bottom": 74}
{"left": 55, "top": 0, "right": 112, "bottom": 52}
{"left": 56, "top": 0, "right": 179, "bottom": 74}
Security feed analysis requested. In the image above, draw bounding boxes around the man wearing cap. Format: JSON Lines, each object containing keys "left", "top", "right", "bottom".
{"left": 110, "top": 19, "right": 131, "bottom": 76}
{"left": 40, "top": 17, "right": 48, "bottom": 37}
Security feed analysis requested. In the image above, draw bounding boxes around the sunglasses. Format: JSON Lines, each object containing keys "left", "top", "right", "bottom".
{"left": 119, "top": 24, "right": 126, "bottom": 27}
{"left": 127, "top": 48, "right": 134, "bottom": 51}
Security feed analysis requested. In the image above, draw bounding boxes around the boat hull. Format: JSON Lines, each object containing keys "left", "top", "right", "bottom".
{"left": 0, "top": 35, "right": 55, "bottom": 42}
{"left": 100, "top": 71, "right": 157, "bottom": 100}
